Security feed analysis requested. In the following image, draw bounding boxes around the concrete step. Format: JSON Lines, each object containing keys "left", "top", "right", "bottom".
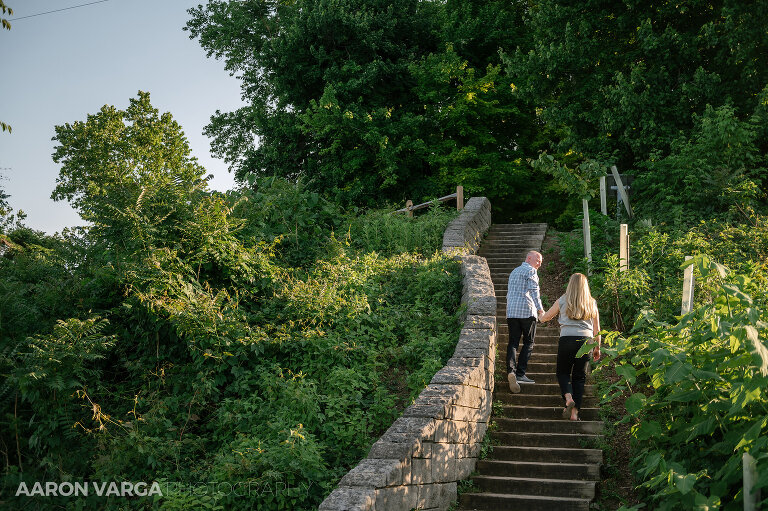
{"left": 488, "top": 446, "right": 603, "bottom": 464}
{"left": 494, "top": 382, "right": 596, "bottom": 395}
{"left": 495, "top": 352, "right": 559, "bottom": 363}
{"left": 496, "top": 329, "right": 556, "bottom": 337}
{"left": 459, "top": 492, "right": 590, "bottom": 511}
{"left": 476, "top": 459, "right": 600, "bottom": 480}
{"left": 495, "top": 393, "right": 598, "bottom": 407}
{"left": 492, "top": 418, "right": 604, "bottom": 435}
{"left": 497, "top": 405, "right": 601, "bottom": 421}
{"left": 496, "top": 372, "right": 560, "bottom": 384}
{"left": 488, "top": 225, "right": 547, "bottom": 232}
{"left": 470, "top": 476, "right": 596, "bottom": 499}
{"left": 509, "top": 362, "right": 558, "bottom": 372}
{"left": 497, "top": 333, "right": 560, "bottom": 342}
{"left": 497, "top": 343, "right": 559, "bottom": 354}
{"left": 490, "top": 431, "right": 602, "bottom": 449}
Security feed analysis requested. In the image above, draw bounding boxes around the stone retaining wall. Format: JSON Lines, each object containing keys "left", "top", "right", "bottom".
{"left": 320, "top": 197, "right": 495, "bottom": 511}
{"left": 442, "top": 197, "right": 492, "bottom": 256}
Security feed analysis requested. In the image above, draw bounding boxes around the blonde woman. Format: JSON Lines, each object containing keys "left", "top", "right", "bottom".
{"left": 539, "top": 273, "right": 601, "bottom": 421}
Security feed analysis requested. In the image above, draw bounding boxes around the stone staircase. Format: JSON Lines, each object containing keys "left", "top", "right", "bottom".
{"left": 458, "top": 224, "right": 604, "bottom": 511}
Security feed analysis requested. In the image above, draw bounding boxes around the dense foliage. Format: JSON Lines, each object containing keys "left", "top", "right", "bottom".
{"left": 0, "top": 93, "right": 463, "bottom": 510}
{"left": 508, "top": 0, "right": 768, "bottom": 221}
{"left": 3, "top": 1, "right": 768, "bottom": 509}
{"left": 184, "top": 0, "right": 567, "bottom": 222}
{"left": 558, "top": 211, "right": 768, "bottom": 508}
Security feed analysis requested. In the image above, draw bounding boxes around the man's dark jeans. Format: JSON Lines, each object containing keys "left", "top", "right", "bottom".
{"left": 506, "top": 316, "right": 536, "bottom": 377}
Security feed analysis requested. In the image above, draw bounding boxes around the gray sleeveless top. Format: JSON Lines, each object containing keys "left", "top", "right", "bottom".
{"left": 558, "top": 295, "right": 595, "bottom": 338}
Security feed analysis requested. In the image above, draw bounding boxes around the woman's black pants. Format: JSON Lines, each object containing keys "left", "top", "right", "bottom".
{"left": 556, "top": 335, "right": 590, "bottom": 410}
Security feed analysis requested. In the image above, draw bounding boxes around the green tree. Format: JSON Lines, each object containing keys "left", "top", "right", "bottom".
{"left": 506, "top": 0, "right": 768, "bottom": 219}
{"left": 51, "top": 91, "right": 208, "bottom": 252}
{"left": 186, "top": 0, "right": 442, "bottom": 204}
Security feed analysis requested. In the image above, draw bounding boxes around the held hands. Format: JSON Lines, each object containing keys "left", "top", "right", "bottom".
{"left": 537, "top": 310, "right": 545, "bottom": 322}
{"left": 592, "top": 345, "right": 601, "bottom": 361}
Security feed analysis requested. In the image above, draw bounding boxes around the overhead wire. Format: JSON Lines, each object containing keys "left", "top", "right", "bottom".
{"left": 10, "top": 0, "right": 113, "bottom": 21}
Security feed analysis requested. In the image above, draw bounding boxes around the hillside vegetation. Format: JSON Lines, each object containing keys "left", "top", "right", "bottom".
{"left": 2, "top": 1, "right": 768, "bottom": 509}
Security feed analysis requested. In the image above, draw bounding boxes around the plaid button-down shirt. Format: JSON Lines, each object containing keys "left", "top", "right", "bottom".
{"left": 506, "top": 262, "right": 544, "bottom": 319}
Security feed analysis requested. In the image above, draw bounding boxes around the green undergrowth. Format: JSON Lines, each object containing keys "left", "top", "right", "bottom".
{"left": 560, "top": 213, "right": 768, "bottom": 509}
{"left": 0, "top": 178, "right": 463, "bottom": 510}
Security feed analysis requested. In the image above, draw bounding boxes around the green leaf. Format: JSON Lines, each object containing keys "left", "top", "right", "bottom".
{"left": 664, "top": 361, "right": 691, "bottom": 384}
{"left": 575, "top": 340, "right": 597, "bottom": 358}
{"left": 633, "top": 420, "right": 662, "bottom": 441}
{"left": 625, "top": 393, "right": 646, "bottom": 415}
{"left": 667, "top": 388, "right": 703, "bottom": 403}
{"left": 686, "top": 416, "right": 716, "bottom": 442}
{"left": 674, "top": 473, "right": 697, "bottom": 495}
{"left": 615, "top": 364, "right": 637, "bottom": 384}
{"left": 721, "top": 283, "right": 752, "bottom": 305}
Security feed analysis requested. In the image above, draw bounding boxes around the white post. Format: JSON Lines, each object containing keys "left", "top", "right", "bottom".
{"left": 582, "top": 199, "right": 592, "bottom": 268}
{"left": 406, "top": 200, "right": 413, "bottom": 218}
{"left": 599, "top": 176, "right": 607, "bottom": 215}
{"left": 620, "top": 224, "right": 629, "bottom": 272}
{"left": 681, "top": 256, "right": 694, "bottom": 315}
{"left": 611, "top": 165, "right": 634, "bottom": 218}
{"left": 743, "top": 452, "right": 759, "bottom": 511}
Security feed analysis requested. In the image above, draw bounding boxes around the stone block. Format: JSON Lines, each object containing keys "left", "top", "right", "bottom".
{"left": 340, "top": 459, "right": 404, "bottom": 488}
{"left": 414, "top": 441, "right": 432, "bottom": 459}
{"left": 429, "top": 366, "right": 472, "bottom": 386}
{"left": 319, "top": 486, "right": 375, "bottom": 511}
{"left": 368, "top": 438, "right": 417, "bottom": 460}
{"left": 448, "top": 404, "right": 481, "bottom": 422}
{"left": 402, "top": 401, "right": 449, "bottom": 420}
{"left": 456, "top": 457, "right": 477, "bottom": 480}
{"left": 389, "top": 416, "right": 436, "bottom": 442}
{"left": 463, "top": 315, "right": 495, "bottom": 331}
{"left": 410, "top": 457, "right": 433, "bottom": 484}
{"left": 374, "top": 485, "right": 419, "bottom": 511}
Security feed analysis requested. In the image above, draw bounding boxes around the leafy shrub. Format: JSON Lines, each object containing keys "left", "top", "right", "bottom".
{"left": 602, "top": 256, "right": 768, "bottom": 509}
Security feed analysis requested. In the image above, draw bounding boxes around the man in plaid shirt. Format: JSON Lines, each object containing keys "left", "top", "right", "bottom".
{"left": 505, "top": 251, "right": 544, "bottom": 393}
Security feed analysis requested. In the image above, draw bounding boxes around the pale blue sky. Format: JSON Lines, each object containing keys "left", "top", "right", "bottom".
{"left": 0, "top": 0, "right": 245, "bottom": 233}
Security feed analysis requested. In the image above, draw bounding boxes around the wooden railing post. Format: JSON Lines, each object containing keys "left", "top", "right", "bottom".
{"left": 406, "top": 200, "right": 413, "bottom": 218}
{"left": 599, "top": 176, "right": 607, "bottom": 215}
{"left": 620, "top": 224, "right": 629, "bottom": 272}
{"left": 610, "top": 165, "right": 634, "bottom": 218}
{"left": 681, "top": 255, "right": 694, "bottom": 315}
{"left": 582, "top": 199, "right": 592, "bottom": 269}
{"left": 456, "top": 185, "right": 464, "bottom": 211}
{"left": 744, "top": 452, "right": 760, "bottom": 511}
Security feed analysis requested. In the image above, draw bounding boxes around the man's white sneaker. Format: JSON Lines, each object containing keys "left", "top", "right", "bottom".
{"left": 508, "top": 373, "right": 521, "bottom": 393}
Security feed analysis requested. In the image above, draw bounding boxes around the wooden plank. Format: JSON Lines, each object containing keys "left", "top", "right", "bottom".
{"left": 619, "top": 223, "right": 629, "bottom": 272}
{"left": 406, "top": 200, "right": 413, "bottom": 218}
{"left": 681, "top": 256, "right": 694, "bottom": 315}
{"left": 599, "top": 176, "right": 607, "bottom": 215}
{"left": 743, "top": 452, "right": 760, "bottom": 511}
{"left": 395, "top": 193, "right": 458, "bottom": 213}
{"left": 610, "top": 165, "right": 634, "bottom": 218}
{"left": 582, "top": 199, "right": 592, "bottom": 268}
{"left": 457, "top": 185, "right": 464, "bottom": 211}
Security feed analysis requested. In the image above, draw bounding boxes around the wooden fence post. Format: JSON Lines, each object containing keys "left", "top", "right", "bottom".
{"left": 457, "top": 185, "right": 464, "bottom": 211}
{"left": 406, "top": 200, "right": 413, "bottom": 218}
{"left": 600, "top": 176, "right": 607, "bottom": 215}
{"left": 620, "top": 223, "right": 629, "bottom": 272}
{"left": 610, "top": 165, "right": 634, "bottom": 218}
{"left": 681, "top": 255, "right": 694, "bottom": 315}
{"left": 743, "top": 452, "right": 759, "bottom": 511}
{"left": 582, "top": 199, "right": 592, "bottom": 268}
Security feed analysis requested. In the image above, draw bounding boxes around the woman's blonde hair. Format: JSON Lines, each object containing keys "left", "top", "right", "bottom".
{"left": 564, "top": 273, "right": 597, "bottom": 320}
